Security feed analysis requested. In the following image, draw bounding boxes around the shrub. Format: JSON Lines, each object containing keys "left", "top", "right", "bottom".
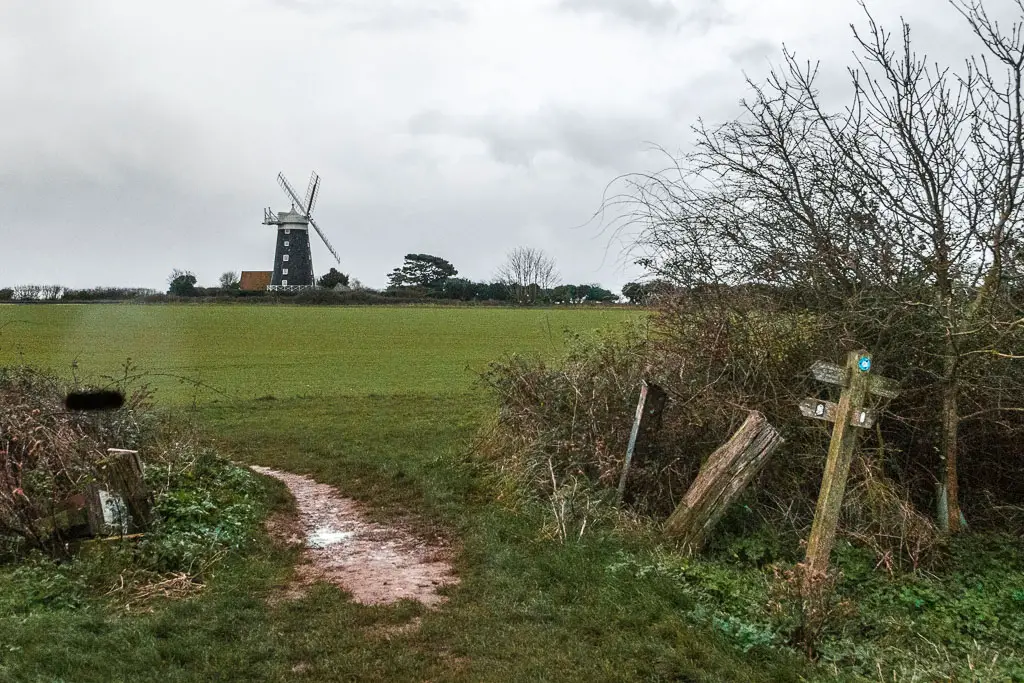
{"left": 480, "top": 293, "right": 951, "bottom": 569}
{"left": 61, "top": 288, "right": 157, "bottom": 301}
{"left": 0, "top": 366, "right": 154, "bottom": 555}
{"left": 0, "top": 363, "right": 271, "bottom": 599}
{"left": 768, "top": 562, "right": 854, "bottom": 658}
{"left": 480, "top": 321, "right": 654, "bottom": 509}
{"left": 6, "top": 285, "right": 63, "bottom": 301}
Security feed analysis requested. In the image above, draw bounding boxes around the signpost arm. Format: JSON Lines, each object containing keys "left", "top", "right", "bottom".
{"left": 805, "top": 350, "right": 871, "bottom": 572}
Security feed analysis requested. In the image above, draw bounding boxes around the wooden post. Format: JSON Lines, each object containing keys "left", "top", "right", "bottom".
{"left": 617, "top": 381, "right": 650, "bottom": 503}
{"left": 632, "top": 382, "right": 668, "bottom": 466}
{"left": 85, "top": 449, "right": 151, "bottom": 535}
{"left": 617, "top": 381, "right": 669, "bottom": 505}
{"left": 664, "top": 411, "right": 783, "bottom": 553}
{"left": 104, "top": 449, "right": 151, "bottom": 529}
{"left": 804, "top": 351, "right": 872, "bottom": 573}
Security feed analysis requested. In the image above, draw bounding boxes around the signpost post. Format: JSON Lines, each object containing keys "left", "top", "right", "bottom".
{"left": 801, "top": 350, "right": 899, "bottom": 572}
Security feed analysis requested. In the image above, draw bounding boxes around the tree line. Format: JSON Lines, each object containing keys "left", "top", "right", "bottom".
{"left": 1, "top": 249, "right": 671, "bottom": 305}
{"left": 0, "top": 285, "right": 158, "bottom": 302}
{"left": 380, "top": 250, "right": 620, "bottom": 304}
{"left": 154, "top": 247, "right": 652, "bottom": 304}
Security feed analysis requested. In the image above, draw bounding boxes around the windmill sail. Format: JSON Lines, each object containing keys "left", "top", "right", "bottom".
{"left": 277, "top": 173, "right": 306, "bottom": 213}
{"left": 308, "top": 216, "right": 341, "bottom": 264}
{"left": 276, "top": 171, "right": 340, "bottom": 265}
{"left": 304, "top": 173, "right": 320, "bottom": 215}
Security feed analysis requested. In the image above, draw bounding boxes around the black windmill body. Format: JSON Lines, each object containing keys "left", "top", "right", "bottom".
{"left": 263, "top": 171, "right": 341, "bottom": 289}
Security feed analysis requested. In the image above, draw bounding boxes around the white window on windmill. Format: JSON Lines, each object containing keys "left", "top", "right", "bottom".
{"left": 283, "top": 254, "right": 289, "bottom": 262}
{"left": 284, "top": 240, "right": 289, "bottom": 247}
{"left": 284, "top": 228, "right": 291, "bottom": 235}
{"left": 282, "top": 268, "right": 288, "bottom": 275}
{"left": 282, "top": 279, "right": 288, "bottom": 286}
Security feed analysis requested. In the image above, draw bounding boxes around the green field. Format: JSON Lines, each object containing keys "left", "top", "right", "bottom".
{"left": 0, "top": 304, "right": 814, "bottom": 682}
{"left": 4, "top": 303, "right": 1021, "bottom": 681}
{"left": 0, "top": 304, "right": 637, "bottom": 401}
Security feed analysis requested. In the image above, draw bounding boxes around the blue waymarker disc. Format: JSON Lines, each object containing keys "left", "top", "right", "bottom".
{"left": 858, "top": 356, "right": 871, "bottom": 372}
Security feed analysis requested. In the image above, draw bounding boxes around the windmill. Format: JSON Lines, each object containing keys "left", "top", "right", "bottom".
{"left": 262, "top": 171, "right": 341, "bottom": 289}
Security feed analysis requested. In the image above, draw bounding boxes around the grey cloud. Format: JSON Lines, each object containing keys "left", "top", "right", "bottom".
{"left": 728, "top": 39, "right": 779, "bottom": 68}
{"left": 2, "top": 171, "right": 249, "bottom": 289}
{"left": 272, "top": 0, "right": 467, "bottom": 29}
{"left": 269, "top": 0, "right": 336, "bottom": 12}
{"left": 558, "top": 0, "right": 679, "bottom": 29}
{"left": 349, "top": 4, "right": 467, "bottom": 30}
{"left": 557, "top": 0, "right": 731, "bottom": 33}
{"left": 409, "top": 108, "right": 678, "bottom": 169}
{"left": 683, "top": 0, "right": 733, "bottom": 34}
{"left": 3, "top": 0, "right": 980, "bottom": 296}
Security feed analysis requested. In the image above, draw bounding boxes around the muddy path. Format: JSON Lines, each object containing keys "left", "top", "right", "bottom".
{"left": 251, "top": 466, "right": 457, "bottom": 607}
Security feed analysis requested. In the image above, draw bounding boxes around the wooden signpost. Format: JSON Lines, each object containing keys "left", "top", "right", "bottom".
{"left": 799, "top": 398, "right": 877, "bottom": 429}
{"left": 802, "top": 351, "right": 899, "bottom": 572}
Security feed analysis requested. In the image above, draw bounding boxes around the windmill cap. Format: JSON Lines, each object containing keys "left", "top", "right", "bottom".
{"left": 277, "top": 210, "right": 309, "bottom": 226}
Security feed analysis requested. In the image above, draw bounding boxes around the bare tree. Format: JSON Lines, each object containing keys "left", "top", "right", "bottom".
{"left": 10, "top": 285, "right": 63, "bottom": 301}
{"left": 497, "top": 247, "right": 561, "bottom": 304}
{"left": 219, "top": 271, "right": 240, "bottom": 289}
{"left": 618, "top": 0, "right": 1024, "bottom": 531}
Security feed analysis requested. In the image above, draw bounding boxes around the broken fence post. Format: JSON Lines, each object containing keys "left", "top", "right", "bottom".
{"left": 616, "top": 380, "right": 668, "bottom": 505}
{"left": 86, "top": 449, "right": 151, "bottom": 535}
{"left": 663, "top": 411, "right": 783, "bottom": 554}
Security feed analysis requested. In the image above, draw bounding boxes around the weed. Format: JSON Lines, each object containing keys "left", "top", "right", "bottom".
{"left": 138, "top": 444, "right": 265, "bottom": 572}
{"left": 767, "top": 563, "right": 853, "bottom": 658}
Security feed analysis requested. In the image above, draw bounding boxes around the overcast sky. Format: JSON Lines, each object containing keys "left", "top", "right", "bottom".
{"left": 0, "top": 0, "right": 1001, "bottom": 292}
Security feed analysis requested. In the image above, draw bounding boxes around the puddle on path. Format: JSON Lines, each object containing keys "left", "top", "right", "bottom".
{"left": 252, "top": 466, "right": 457, "bottom": 607}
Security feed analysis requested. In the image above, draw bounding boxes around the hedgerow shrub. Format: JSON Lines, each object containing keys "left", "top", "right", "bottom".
{"left": 479, "top": 293, "right": 992, "bottom": 570}
{"left": 0, "top": 366, "right": 269, "bottom": 576}
{"left": 0, "top": 367, "right": 155, "bottom": 555}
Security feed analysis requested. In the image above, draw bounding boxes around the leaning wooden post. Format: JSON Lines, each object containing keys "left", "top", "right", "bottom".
{"left": 804, "top": 350, "right": 873, "bottom": 573}
{"left": 664, "top": 411, "right": 783, "bottom": 554}
{"left": 617, "top": 381, "right": 651, "bottom": 504}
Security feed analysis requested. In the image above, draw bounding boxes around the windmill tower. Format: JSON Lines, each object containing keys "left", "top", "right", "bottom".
{"left": 263, "top": 171, "right": 341, "bottom": 290}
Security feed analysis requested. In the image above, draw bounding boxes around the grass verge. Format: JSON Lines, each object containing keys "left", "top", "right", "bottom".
{"left": 0, "top": 392, "right": 812, "bottom": 682}
{"left": 9, "top": 389, "right": 1021, "bottom": 680}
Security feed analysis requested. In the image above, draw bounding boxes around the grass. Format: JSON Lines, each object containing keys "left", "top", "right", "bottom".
{"left": 0, "top": 304, "right": 636, "bottom": 402}
{"left": 1, "top": 303, "right": 811, "bottom": 681}
{"left": 195, "top": 394, "right": 809, "bottom": 682}
{"left": 0, "top": 390, "right": 808, "bottom": 682}
{"left": 9, "top": 303, "right": 1016, "bottom": 680}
